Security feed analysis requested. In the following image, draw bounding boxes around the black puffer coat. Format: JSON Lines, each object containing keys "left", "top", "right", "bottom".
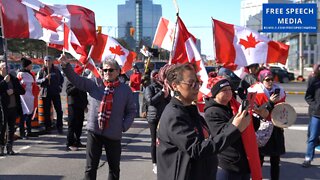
{"left": 144, "top": 81, "right": 170, "bottom": 123}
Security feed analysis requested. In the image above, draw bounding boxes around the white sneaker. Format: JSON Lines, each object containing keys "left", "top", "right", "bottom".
{"left": 152, "top": 163, "right": 157, "bottom": 174}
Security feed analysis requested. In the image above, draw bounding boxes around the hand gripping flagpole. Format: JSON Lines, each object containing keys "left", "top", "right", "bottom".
{"left": 169, "top": 0, "right": 179, "bottom": 65}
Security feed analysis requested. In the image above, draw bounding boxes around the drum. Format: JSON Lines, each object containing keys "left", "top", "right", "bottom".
{"left": 271, "top": 103, "right": 297, "bottom": 128}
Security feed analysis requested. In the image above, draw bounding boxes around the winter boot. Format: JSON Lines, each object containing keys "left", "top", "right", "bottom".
{"left": 6, "top": 144, "right": 15, "bottom": 155}
{"left": 0, "top": 146, "right": 4, "bottom": 156}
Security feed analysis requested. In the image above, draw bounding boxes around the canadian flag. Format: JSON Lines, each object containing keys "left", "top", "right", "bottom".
{"left": 153, "top": 17, "right": 176, "bottom": 51}
{"left": 213, "top": 19, "right": 289, "bottom": 69}
{"left": 170, "top": 17, "right": 210, "bottom": 96}
{"left": 90, "top": 33, "right": 137, "bottom": 73}
{"left": 1, "top": 0, "right": 96, "bottom": 46}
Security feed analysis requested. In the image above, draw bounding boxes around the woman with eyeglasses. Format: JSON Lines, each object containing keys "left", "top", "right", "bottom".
{"left": 156, "top": 64, "right": 251, "bottom": 180}
{"left": 248, "top": 69, "right": 286, "bottom": 180}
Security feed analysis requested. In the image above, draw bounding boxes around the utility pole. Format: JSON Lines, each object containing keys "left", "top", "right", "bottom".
{"left": 299, "top": 33, "right": 304, "bottom": 77}
{"left": 299, "top": 0, "right": 304, "bottom": 77}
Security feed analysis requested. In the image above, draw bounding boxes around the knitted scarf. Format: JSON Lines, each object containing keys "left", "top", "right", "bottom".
{"left": 98, "top": 80, "right": 120, "bottom": 130}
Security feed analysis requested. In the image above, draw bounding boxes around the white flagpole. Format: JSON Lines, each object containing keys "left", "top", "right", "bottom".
{"left": 62, "top": 18, "right": 66, "bottom": 55}
{"left": 0, "top": 8, "right": 9, "bottom": 73}
{"left": 169, "top": 0, "right": 180, "bottom": 65}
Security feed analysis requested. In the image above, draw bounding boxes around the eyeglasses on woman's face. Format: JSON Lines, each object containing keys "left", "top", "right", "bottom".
{"left": 180, "top": 81, "right": 202, "bottom": 89}
{"left": 264, "top": 78, "right": 274, "bottom": 82}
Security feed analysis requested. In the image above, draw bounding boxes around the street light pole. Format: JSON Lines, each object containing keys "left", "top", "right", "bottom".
{"left": 299, "top": 33, "right": 304, "bottom": 77}
{"left": 298, "top": 0, "right": 304, "bottom": 78}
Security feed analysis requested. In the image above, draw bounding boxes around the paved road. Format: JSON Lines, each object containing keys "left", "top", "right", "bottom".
{"left": 0, "top": 81, "right": 319, "bottom": 180}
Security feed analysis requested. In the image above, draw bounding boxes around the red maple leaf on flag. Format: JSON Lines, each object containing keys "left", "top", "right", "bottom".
{"left": 109, "top": 45, "right": 125, "bottom": 56}
{"left": 239, "top": 33, "right": 261, "bottom": 49}
{"left": 194, "top": 60, "right": 203, "bottom": 80}
{"left": 34, "top": 5, "right": 61, "bottom": 32}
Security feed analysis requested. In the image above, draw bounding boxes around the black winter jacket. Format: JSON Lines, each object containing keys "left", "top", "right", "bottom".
{"left": 204, "top": 98, "right": 250, "bottom": 174}
{"left": 66, "top": 80, "right": 88, "bottom": 109}
{"left": 157, "top": 97, "right": 241, "bottom": 180}
{"left": 0, "top": 74, "right": 25, "bottom": 116}
{"left": 36, "top": 65, "right": 64, "bottom": 97}
{"left": 305, "top": 79, "right": 320, "bottom": 118}
{"left": 144, "top": 81, "right": 170, "bottom": 123}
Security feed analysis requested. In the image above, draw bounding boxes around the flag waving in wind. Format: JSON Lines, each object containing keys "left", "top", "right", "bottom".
{"left": 169, "top": 17, "right": 210, "bottom": 96}
{"left": 90, "top": 33, "right": 136, "bottom": 73}
{"left": 213, "top": 19, "right": 289, "bottom": 70}
{"left": 0, "top": 0, "right": 96, "bottom": 46}
{"left": 153, "top": 17, "right": 176, "bottom": 51}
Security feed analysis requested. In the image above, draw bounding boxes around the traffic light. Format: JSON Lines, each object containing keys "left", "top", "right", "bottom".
{"left": 130, "top": 27, "right": 135, "bottom": 37}
{"left": 97, "top": 26, "right": 102, "bottom": 34}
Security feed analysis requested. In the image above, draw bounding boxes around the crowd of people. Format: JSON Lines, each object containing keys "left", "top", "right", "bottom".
{"left": 0, "top": 54, "right": 319, "bottom": 180}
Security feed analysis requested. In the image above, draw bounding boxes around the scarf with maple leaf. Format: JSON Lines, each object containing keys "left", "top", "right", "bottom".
{"left": 98, "top": 80, "right": 120, "bottom": 130}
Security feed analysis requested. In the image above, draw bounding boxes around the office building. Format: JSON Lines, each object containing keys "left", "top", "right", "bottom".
{"left": 118, "top": 0, "right": 162, "bottom": 49}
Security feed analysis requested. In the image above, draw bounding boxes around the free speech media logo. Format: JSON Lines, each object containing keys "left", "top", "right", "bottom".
{"left": 262, "top": 3, "right": 317, "bottom": 33}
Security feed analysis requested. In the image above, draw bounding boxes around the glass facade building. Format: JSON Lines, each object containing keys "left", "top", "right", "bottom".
{"left": 240, "top": 0, "right": 320, "bottom": 71}
{"left": 118, "top": 0, "right": 162, "bottom": 48}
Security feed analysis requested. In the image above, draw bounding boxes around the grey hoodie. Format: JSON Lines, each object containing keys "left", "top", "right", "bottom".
{"left": 62, "top": 64, "right": 135, "bottom": 140}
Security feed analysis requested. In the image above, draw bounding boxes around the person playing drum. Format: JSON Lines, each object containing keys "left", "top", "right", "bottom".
{"left": 247, "top": 69, "right": 286, "bottom": 180}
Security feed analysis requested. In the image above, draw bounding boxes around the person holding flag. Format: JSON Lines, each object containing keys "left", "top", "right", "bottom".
{"left": 36, "top": 56, "right": 64, "bottom": 134}
{"left": 59, "top": 54, "right": 135, "bottom": 180}
{"left": 0, "top": 61, "right": 25, "bottom": 156}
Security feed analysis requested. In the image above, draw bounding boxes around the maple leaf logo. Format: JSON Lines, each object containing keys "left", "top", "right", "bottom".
{"left": 109, "top": 45, "right": 125, "bottom": 56}
{"left": 34, "top": 5, "right": 62, "bottom": 32}
{"left": 239, "top": 33, "right": 261, "bottom": 49}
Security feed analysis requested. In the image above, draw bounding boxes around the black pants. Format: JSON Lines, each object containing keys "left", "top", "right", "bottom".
{"left": 0, "top": 108, "right": 17, "bottom": 146}
{"left": 148, "top": 121, "right": 159, "bottom": 164}
{"left": 260, "top": 155, "right": 280, "bottom": 180}
{"left": 42, "top": 94, "right": 63, "bottom": 130}
{"left": 67, "top": 105, "right": 85, "bottom": 146}
{"left": 20, "top": 114, "right": 32, "bottom": 136}
{"left": 84, "top": 131, "right": 121, "bottom": 180}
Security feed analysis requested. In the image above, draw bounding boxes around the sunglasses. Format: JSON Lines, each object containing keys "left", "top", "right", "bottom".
{"left": 264, "top": 78, "right": 274, "bottom": 82}
{"left": 181, "top": 81, "right": 202, "bottom": 88}
{"left": 103, "top": 68, "right": 115, "bottom": 73}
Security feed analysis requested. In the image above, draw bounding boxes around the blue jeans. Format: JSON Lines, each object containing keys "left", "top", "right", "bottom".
{"left": 217, "top": 168, "right": 250, "bottom": 180}
{"left": 305, "top": 116, "right": 320, "bottom": 161}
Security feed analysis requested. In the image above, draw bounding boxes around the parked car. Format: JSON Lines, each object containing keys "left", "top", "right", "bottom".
{"left": 7, "top": 62, "right": 21, "bottom": 76}
{"left": 205, "top": 66, "right": 217, "bottom": 74}
{"left": 32, "top": 64, "right": 41, "bottom": 74}
{"left": 269, "top": 66, "right": 295, "bottom": 83}
{"left": 133, "top": 61, "right": 167, "bottom": 74}
{"left": 217, "top": 67, "right": 241, "bottom": 92}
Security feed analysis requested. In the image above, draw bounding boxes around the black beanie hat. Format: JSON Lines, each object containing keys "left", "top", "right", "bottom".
{"left": 210, "top": 78, "right": 230, "bottom": 98}
{"left": 21, "top": 58, "right": 32, "bottom": 68}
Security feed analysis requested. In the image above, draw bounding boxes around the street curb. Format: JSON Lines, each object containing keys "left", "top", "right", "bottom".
{"left": 286, "top": 91, "right": 305, "bottom": 95}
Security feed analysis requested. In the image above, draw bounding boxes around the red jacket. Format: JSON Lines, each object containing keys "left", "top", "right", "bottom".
{"left": 129, "top": 72, "right": 142, "bottom": 92}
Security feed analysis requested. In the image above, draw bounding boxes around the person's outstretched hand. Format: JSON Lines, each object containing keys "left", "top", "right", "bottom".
{"left": 58, "top": 54, "right": 69, "bottom": 67}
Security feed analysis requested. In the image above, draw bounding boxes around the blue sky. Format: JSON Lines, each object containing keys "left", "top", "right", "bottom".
{"left": 42, "top": 0, "right": 241, "bottom": 57}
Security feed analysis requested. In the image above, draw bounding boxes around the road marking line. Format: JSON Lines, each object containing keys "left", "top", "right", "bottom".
{"left": 134, "top": 120, "right": 148, "bottom": 124}
{"left": 288, "top": 126, "right": 308, "bottom": 131}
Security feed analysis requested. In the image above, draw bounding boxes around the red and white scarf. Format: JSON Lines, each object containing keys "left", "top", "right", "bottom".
{"left": 98, "top": 80, "right": 120, "bottom": 130}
